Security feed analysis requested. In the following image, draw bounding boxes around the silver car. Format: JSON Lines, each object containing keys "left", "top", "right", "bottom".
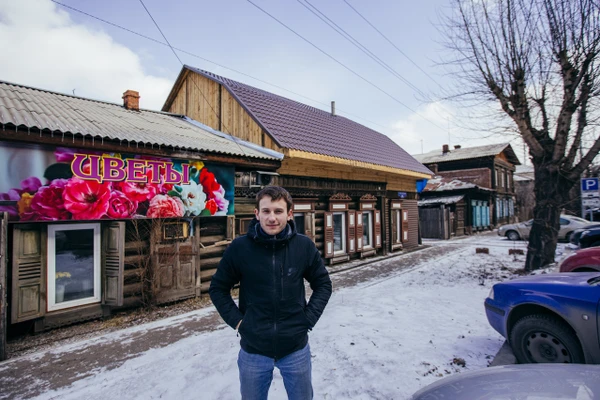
{"left": 411, "top": 364, "right": 600, "bottom": 400}
{"left": 498, "top": 215, "right": 594, "bottom": 242}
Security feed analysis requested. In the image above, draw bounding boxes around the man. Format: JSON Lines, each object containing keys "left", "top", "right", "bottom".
{"left": 209, "top": 186, "right": 332, "bottom": 400}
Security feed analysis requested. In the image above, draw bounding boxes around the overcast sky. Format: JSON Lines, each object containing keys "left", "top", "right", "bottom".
{"left": 0, "top": 0, "right": 528, "bottom": 159}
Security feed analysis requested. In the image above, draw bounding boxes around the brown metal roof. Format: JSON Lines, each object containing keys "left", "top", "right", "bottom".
{"left": 412, "top": 143, "right": 521, "bottom": 166}
{"left": 0, "top": 80, "right": 282, "bottom": 161}
{"left": 178, "top": 66, "right": 432, "bottom": 176}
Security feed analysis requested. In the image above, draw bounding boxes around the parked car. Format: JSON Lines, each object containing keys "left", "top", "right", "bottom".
{"left": 580, "top": 227, "right": 600, "bottom": 249}
{"left": 485, "top": 272, "right": 600, "bottom": 364}
{"left": 559, "top": 247, "right": 600, "bottom": 272}
{"left": 411, "top": 364, "right": 600, "bottom": 400}
{"left": 498, "top": 215, "right": 593, "bottom": 241}
{"left": 570, "top": 223, "right": 600, "bottom": 246}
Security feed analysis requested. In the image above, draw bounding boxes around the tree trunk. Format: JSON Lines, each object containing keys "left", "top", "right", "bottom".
{"left": 525, "top": 164, "right": 574, "bottom": 271}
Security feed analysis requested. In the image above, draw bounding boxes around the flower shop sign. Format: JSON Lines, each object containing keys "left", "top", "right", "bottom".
{"left": 0, "top": 143, "right": 234, "bottom": 221}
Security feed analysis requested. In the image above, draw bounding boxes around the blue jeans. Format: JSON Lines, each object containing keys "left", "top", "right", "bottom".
{"left": 237, "top": 343, "right": 313, "bottom": 400}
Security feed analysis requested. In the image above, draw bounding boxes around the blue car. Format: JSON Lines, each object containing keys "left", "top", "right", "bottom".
{"left": 485, "top": 273, "right": 600, "bottom": 364}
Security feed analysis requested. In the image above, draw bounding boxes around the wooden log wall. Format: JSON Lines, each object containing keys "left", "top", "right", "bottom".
{"left": 198, "top": 216, "right": 229, "bottom": 294}
{"left": 121, "top": 220, "right": 152, "bottom": 309}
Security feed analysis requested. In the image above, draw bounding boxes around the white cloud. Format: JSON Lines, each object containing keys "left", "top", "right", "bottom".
{"left": 0, "top": 0, "right": 173, "bottom": 110}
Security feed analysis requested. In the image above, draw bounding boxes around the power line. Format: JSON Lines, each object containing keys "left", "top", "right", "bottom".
{"left": 49, "top": 0, "right": 398, "bottom": 134}
{"left": 137, "top": 0, "right": 252, "bottom": 160}
{"left": 342, "top": 0, "right": 445, "bottom": 89}
{"left": 245, "top": 0, "right": 446, "bottom": 131}
{"left": 297, "top": 0, "right": 430, "bottom": 101}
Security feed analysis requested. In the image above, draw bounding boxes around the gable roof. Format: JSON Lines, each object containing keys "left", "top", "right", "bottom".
{"left": 412, "top": 143, "right": 521, "bottom": 166}
{"left": 0, "top": 80, "right": 282, "bottom": 161}
{"left": 165, "top": 66, "right": 432, "bottom": 176}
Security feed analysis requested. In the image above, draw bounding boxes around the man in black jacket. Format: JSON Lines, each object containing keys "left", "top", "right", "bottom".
{"left": 209, "top": 186, "right": 332, "bottom": 400}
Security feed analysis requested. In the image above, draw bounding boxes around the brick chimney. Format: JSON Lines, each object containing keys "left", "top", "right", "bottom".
{"left": 454, "top": 145, "right": 461, "bottom": 149}
{"left": 331, "top": 101, "right": 336, "bottom": 116}
{"left": 122, "top": 90, "right": 140, "bottom": 111}
{"left": 442, "top": 144, "right": 450, "bottom": 154}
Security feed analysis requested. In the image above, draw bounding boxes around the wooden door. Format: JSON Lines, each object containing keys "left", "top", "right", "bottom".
{"left": 152, "top": 220, "right": 198, "bottom": 304}
{"left": 0, "top": 213, "right": 7, "bottom": 361}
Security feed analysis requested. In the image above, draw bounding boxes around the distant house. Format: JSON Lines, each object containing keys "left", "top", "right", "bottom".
{"left": 162, "top": 66, "right": 432, "bottom": 265}
{"left": 514, "top": 165, "right": 535, "bottom": 221}
{"left": 418, "top": 176, "right": 495, "bottom": 239}
{"left": 413, "top": 143, "right": 520, "bottom": 226}
{"left": 0, "top": 81, "right": 281, "bottom": 346}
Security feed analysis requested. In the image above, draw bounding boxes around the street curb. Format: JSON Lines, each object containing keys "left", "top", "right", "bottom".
{"left": 489, "top": 340, "right": 516, "bottom": 367}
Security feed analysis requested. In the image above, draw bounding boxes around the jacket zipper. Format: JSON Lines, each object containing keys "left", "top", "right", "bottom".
{"left": 272, "top": 247, "right": 278, "bottom": 359}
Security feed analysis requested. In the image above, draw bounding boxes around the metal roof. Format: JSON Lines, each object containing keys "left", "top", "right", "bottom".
{"left": 0, "top": 80, "right": 281, "bottom": 161}
{"left": 178, "top": 66, "right": 432, "bottom": 176}
{"left": 412, "top": 143, "right": 521, "bottom": 166}
{"left": 418, "top": 195, "right": 465, "bottom": 206}
{"left": 423, "top": 176, "right": 495, "bottom": 193}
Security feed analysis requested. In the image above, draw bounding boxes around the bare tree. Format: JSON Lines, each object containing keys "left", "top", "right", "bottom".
{"left": 442, "top": 0, "right": 600, "bottom": 270}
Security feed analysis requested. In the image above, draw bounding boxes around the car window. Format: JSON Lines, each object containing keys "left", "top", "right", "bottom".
{"left": 560, "top": 218, "right": 569, "bottom": 225}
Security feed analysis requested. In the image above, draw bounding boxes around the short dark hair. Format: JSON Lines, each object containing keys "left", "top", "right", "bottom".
{"left": 255, "top": 186, "right": 293, "bottom": 212}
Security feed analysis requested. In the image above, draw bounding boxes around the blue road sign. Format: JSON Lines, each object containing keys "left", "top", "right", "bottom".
{"left": 581, "top": 177, "right": 599, "bottom": 192}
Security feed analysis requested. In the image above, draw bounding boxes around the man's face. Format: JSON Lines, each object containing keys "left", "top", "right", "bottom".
{"left": 254, "top": 196, "right": 293, "bottom": 236}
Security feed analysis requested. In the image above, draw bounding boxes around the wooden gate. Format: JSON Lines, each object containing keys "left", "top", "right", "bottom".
{"left": 0, "top": 213, "right": 7, "bottom": 360}
{"left": 419, "top": 207, "right": 450, "bottom": 240}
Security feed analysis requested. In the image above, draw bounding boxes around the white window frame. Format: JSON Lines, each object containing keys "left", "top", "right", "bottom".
{"left": 394, "top": 210, "right": 402, "bottom": 244}
{"left": 333, "top": 211, "right": 347, "bottom": 255}
{"left": 47, "top": 223, "right": 101, "bottom": 311}
{"left": 362, "top": 210, "right": 373, "bottom": 249}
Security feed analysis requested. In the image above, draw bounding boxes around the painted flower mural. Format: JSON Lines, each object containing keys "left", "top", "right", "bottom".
{"left": 0, "top": 145, "right": 234, "bottom": 221}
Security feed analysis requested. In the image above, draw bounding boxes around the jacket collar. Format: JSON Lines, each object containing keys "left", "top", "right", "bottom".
{"left": 248, "top": 218, "right": 297, "bottom": 246}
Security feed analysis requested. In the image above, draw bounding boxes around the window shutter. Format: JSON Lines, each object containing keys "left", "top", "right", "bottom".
{"left": 102, "top": 222, "right": 125, "bottom": 306}
{"left": 401, "top": 209, "right": 409, "bottom": 243}
{"left": 11, "top": 224, "right": 46, "bottom": 324}
{"left": 347, "top": 210, "right": 356, "bottom": 254}
{"left": 391, "top": 210, "right": 398, "bottom": 244}
{"left": 324, "top": 212, "right": 334, "bottom": 258}
{"left": 305, "top": 212, "right": 316, "bottom": 243}
{"left": 356, "top": 211, "right": 363, "bottom": 251}
{"left": 374, "top": 210, "right": 382, "bottom": 249}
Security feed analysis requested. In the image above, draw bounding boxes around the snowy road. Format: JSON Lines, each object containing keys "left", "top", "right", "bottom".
{"left": 0, "top": 234, "right": 550, "bottom": 400}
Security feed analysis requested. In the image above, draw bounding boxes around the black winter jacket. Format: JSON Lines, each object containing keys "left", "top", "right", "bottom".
{"left": 209, "top": 219, "right": 332, "bottom": 359}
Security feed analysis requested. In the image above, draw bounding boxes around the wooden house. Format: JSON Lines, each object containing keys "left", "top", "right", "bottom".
{"left": 0, "top": 81, "right": 281, "bottom": 352}
{"left": 418, "top": 176, "right": 495, "bottom": 239}
{"left": 162, "top": 66, "right": 432, "bottom": 266}
{"left": 413, "top": 144, "right": 520, "bottom": 227}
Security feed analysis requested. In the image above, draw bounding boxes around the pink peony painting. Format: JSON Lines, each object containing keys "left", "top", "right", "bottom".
{"left": 0, "top": 145, "right": 234, "bottom": 221}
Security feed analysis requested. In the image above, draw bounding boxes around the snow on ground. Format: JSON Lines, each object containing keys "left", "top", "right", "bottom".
{"left": 26, "top": 234, "right": 564, "bottom": 400}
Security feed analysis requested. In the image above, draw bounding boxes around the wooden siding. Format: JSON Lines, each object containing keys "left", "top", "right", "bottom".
{"left": 278, "top": 158, "right": 418, "bottom": 191}
{"left": 166, "top": 73, "right": 281, "bottom": 153}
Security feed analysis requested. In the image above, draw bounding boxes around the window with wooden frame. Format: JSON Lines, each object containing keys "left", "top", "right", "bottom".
{"left": 293, "top": 202, "right": 315, "bottom": 242}
{"left": 324, "top": 194, "right": 351, "bottom": 258}
{"left": 359, "top": 196, "right": 381, "bottom": 250}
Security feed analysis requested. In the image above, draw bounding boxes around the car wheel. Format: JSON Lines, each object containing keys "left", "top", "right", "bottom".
{"left": 510, "top": 314, "right": 584, "bottom": 364}
{"left": 565, "top": 232, "right": 572, "bottom": 243}
{"left": 506, "top": 230, "right": 520, "bottom": 241}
